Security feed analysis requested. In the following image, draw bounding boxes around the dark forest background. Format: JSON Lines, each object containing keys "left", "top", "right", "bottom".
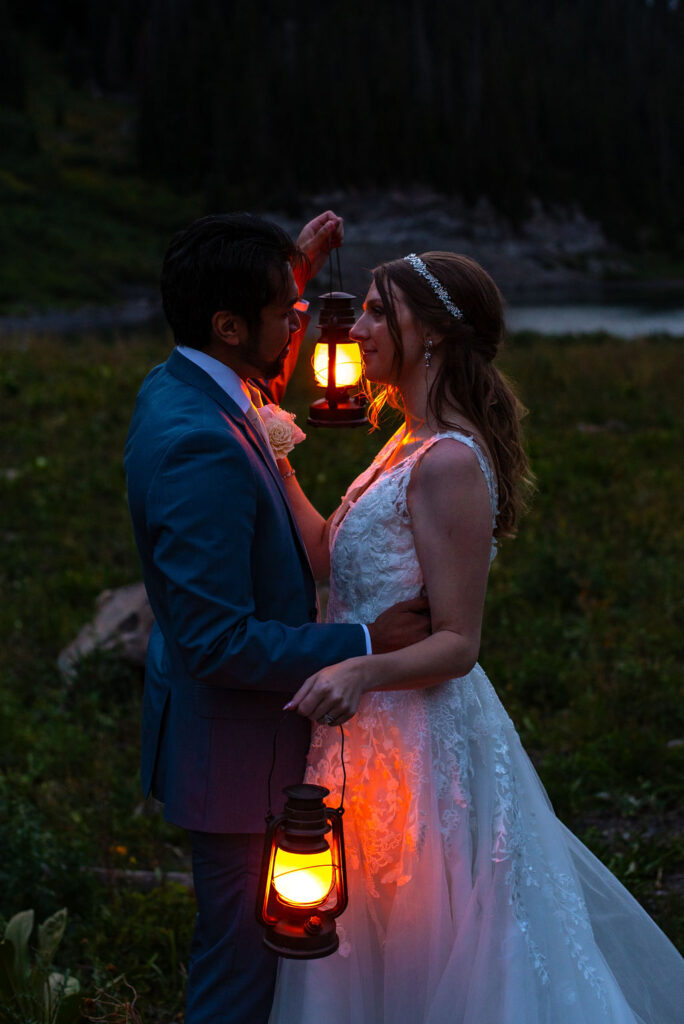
{"left": 2, "top": 0, "right": 683, "bottom": 255}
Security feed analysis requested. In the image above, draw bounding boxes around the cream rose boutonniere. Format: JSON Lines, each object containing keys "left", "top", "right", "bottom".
{"left": 259, "top": 404, "right": 306, "bottom": 459}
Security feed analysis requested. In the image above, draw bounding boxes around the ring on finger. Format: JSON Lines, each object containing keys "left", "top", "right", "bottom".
{"left": 321, "top": 712, "right": 336, "bottom": 726}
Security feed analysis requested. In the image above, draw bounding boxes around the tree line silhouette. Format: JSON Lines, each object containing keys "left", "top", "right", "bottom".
{"left": 4, "top": 0, "right": 684, "bottom": 247}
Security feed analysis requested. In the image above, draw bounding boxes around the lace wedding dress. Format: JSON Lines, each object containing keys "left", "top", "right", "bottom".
{"left": 270, "top": 430, "right": 683, "bottom": 1024}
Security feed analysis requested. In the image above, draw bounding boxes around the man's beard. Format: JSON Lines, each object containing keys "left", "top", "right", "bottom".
{"left": 238, "top": 337, "right": 288, "bottom": 381}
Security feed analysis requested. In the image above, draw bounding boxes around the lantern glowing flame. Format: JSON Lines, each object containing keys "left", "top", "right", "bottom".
{"left": 312, "top": 342, "right": 363, "bottom": 389}
{"left": 272, "top": 845, "right": 335, "bottom": 907}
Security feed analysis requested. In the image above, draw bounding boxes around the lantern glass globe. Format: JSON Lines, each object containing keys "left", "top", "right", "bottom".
{"left": 312, "top": 342, "right": 363, "bottom": 388}
{"left": 272, "top": 844, "right": 335, "bottom": 907}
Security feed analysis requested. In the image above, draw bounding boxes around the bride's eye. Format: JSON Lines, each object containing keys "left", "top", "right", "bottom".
{"left": 369, "top": 305, "right": 384, "bottom": 319}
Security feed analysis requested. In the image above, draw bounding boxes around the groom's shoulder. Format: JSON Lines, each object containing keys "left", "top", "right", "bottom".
{"left": 134, "top": 357, "right": 175, "bottom": 403}
{"left": 136, "top": 355, "right": 215, "bottom": 413}
{"left": 127, "top": 356, "right": 246, "bottom": 460}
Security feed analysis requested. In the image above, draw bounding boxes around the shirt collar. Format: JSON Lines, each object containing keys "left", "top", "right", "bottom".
{"left": 176, "top": 345, "right": 253, "bottom": 412}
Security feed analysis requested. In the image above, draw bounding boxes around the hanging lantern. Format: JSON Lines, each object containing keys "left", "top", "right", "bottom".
{"left": 308, "top": 292, "right": 367, "bottom": 427}
{"left": 256, "top": 783, "right": 348, "bottom": 959}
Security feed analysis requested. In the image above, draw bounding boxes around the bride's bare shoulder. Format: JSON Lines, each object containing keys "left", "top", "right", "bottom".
{"left": 412, "top": 436, "right": 484, "bottom": 483}
{"left": 407, "top": 438, "right": 490, "bottom": 514}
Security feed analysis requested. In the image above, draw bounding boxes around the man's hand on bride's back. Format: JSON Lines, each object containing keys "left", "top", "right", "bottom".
{"left": 367, "top": 595, "right": 431, "bottom": 654}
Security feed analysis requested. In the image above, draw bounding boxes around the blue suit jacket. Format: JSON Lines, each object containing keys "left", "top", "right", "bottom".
{"left": 124, "top": 349, "right": 366, "bottom": 832}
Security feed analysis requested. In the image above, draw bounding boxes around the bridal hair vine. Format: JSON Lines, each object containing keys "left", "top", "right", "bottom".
{"left": 403, "top": 254, "right": 464, "bottom": 321}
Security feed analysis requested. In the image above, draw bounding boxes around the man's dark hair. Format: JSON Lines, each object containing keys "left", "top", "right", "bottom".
{"left": 160, "top": 213, "right": 305, "bottom": 349}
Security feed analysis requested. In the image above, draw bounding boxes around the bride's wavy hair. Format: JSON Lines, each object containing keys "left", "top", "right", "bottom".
{"left": 367, "top": 252, "right": 534, "bottom": 538}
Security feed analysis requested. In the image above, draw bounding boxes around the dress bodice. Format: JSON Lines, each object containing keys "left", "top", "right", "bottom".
{"left": 326, "top": 429, "right": 499, "bottom": 627}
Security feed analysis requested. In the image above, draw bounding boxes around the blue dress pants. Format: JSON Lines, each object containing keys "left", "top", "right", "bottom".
{"left": 186, "top": 832, "right": 278, "bottom": 1024}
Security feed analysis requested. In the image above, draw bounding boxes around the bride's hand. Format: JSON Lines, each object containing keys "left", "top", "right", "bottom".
{"left": 284, "top": 656, "right": 370, "bottom": 726}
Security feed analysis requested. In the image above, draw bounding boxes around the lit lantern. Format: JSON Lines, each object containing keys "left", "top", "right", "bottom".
{"left": 256, "top": 783, "right": 348, "bottom": 958}
{"left": 312, "top": 341, "right": 363, "bottom": 388}
{"left": 308, "top": 292, "right": 367, "bottom": 427}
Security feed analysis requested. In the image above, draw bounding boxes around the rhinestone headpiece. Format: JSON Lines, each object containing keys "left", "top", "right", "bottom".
{"left": 403, "top": 253, "right": 464, "bottom": 321}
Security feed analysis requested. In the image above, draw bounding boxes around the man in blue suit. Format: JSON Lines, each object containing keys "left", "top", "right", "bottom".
{"left": 124, "top": 211, "right": 429, "bottom": 1023}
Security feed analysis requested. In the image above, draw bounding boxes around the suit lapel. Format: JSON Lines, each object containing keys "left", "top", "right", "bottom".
{"left": 166, "top": 349, "right": 278, "bottom": 471}
{"left": 165, "top": 349, "right": 315, "bottom": 581}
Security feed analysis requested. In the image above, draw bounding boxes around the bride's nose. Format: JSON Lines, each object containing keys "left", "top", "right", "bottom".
{"left": 350, "top": 314, "right": 367, "bottom": 341}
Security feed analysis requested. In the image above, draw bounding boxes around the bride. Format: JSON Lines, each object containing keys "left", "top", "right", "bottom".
{"left": 269, "top": 251, "right": 683, "bottom": 1023}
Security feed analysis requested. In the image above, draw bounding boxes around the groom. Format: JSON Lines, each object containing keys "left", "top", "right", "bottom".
{"left": 124, "top": 211, "right": 430, "bottom": 1024}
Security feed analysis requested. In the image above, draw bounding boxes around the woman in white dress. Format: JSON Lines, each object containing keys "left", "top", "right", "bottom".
{"left": 269, "top": 251, "right": 683, "bottom": 1023}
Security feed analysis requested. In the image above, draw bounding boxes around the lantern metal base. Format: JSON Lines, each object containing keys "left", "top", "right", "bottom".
{"left": 262, "top": 913, "right": 340, "bottom": 959}
{"left": 308, "top": 396, "right": 367, "bottom": 428}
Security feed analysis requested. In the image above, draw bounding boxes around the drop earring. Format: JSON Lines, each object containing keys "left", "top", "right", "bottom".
{"left": 424, "top": 337, "right": 433, "bottom": 369}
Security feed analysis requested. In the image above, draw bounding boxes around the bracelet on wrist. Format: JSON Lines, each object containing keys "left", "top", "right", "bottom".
{"left": 280, "top": 468, "right": 296, "bottom": 480}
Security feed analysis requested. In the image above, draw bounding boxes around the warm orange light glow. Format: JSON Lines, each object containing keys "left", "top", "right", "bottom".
{"left": 313, "top": 343, "right": 363, "bottom": 388}
{"left": 272, "top": 845, "right": 335, "bottom": 907}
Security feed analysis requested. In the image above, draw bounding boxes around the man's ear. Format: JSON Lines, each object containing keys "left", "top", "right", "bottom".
{"left": 211, "top": 310, "right": 246, "bottom": 348}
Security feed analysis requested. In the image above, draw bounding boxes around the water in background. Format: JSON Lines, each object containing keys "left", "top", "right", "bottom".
{"left": 505, "top": 298, "right": 684, "bottom": 337}
{"left": 1, "top": 271, "right": 683, "bottom": 341}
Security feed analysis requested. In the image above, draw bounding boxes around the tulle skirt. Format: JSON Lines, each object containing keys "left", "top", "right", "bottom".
{"left": 269, "top": 665, "right": 683, "bottom": 1023}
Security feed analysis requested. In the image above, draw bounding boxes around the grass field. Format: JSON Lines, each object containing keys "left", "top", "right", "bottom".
{"left": 1, "top": 326, "right": 682, "bottom": 1021}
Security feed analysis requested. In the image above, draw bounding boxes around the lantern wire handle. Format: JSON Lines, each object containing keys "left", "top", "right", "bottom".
{"left": 267, "top": 714, "right": 347, "bottom": 822}
{"left": 327, "top": 244, "right": 344, "bottom": 295}
{"left": 336, "top": 724, "right": 346, "bottom": 814}
{"left": 335, "top": 247, "right": 343, "bottom": 291}
{"left": 266, "top": 713, "right": 288, "bottom": 824}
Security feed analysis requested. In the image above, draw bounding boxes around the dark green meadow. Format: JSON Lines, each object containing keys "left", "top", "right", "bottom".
{"left": 1, "top": 328, "right": 682, "bottom": 1020}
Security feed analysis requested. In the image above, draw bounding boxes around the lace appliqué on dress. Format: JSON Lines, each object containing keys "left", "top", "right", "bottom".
{"left": 307, "top": 431, "right": 611, "bottom": 1008}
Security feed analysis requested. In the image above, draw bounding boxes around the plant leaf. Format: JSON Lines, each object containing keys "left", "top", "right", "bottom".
{"left": 3, "top": 910, "right": 34, "bottom": 984}
{"left": 53, "top": 990, "right": 83, "bottom": 1024}
{"left": 30, "top": 965, "right": 51, "bottom": 1023}
{"left": 38, "top": 908, "right": 68, "bottom": 965}
{"left": 0, "top": 939, "right": 38, "bottom": 1021}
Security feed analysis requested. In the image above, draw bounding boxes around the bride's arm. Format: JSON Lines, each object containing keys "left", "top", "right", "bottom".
{"left": 277, "top": 456, "right": 333, "bottom": 579}
{"left": 285, "top": 440, "right": 493, "bottom": 722}
{"left": 371, "top": 438, "right": 492, "bottom": 687}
